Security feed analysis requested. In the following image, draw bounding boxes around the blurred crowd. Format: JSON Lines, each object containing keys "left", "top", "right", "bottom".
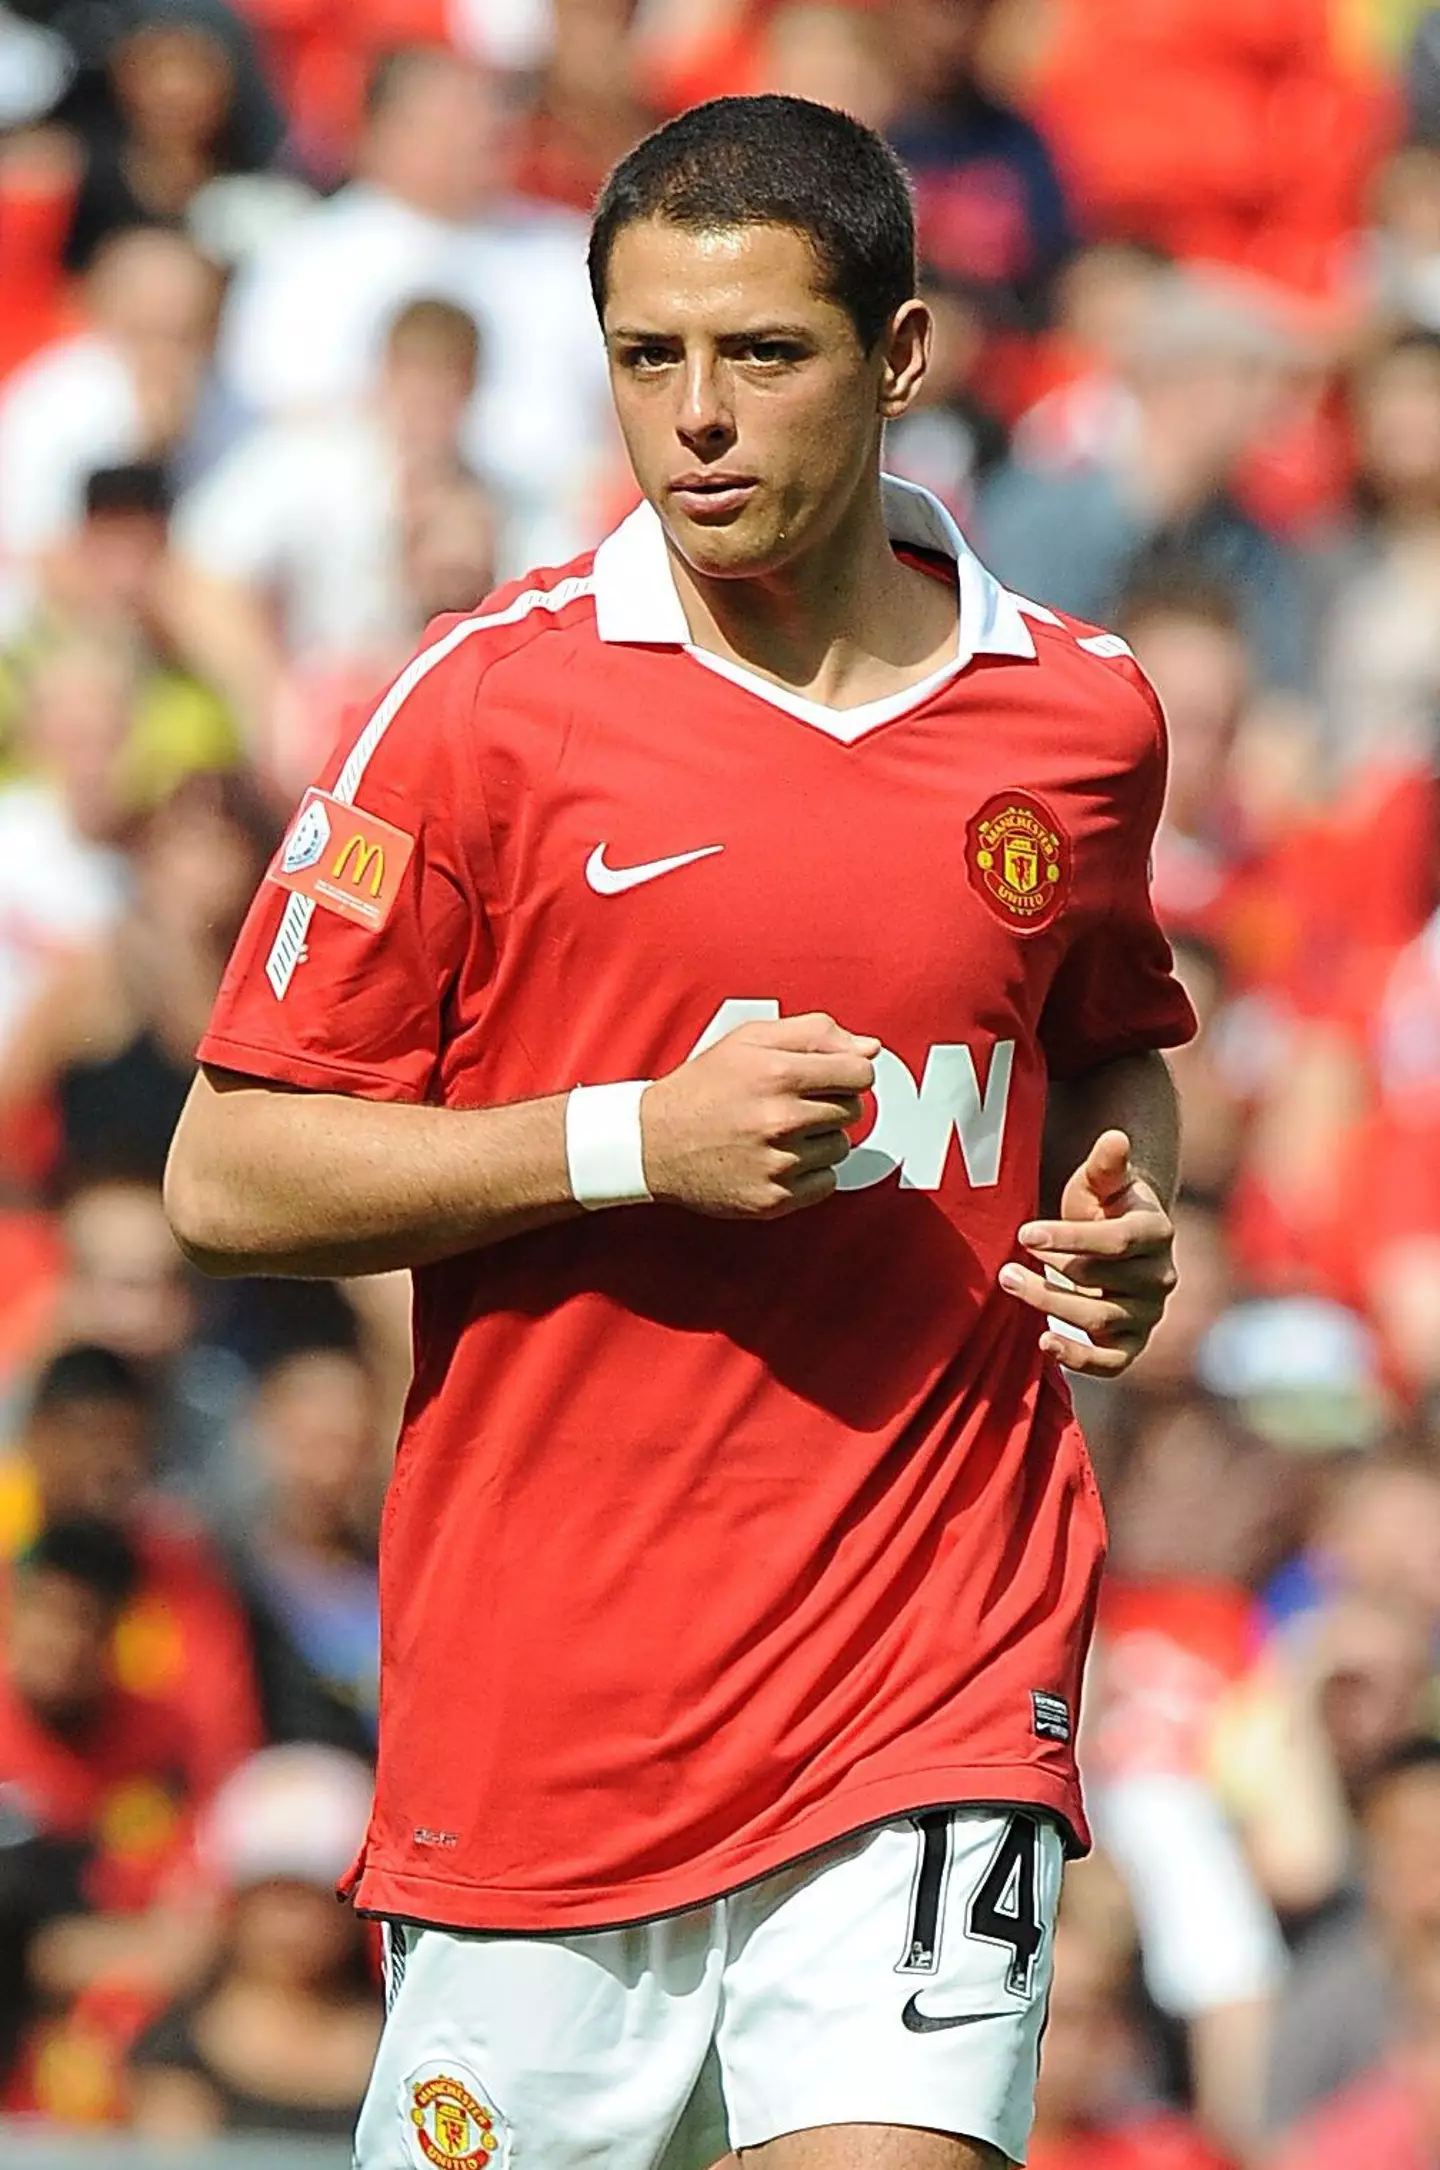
{"left": 0, "top": 0, "right": 1439, "bottom": 2161}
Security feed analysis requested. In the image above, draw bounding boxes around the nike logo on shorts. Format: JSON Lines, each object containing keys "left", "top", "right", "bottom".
{"left": 900, "top": 1994, "right": 992, "bottom": 2033}
{"left": 585, "top": 843, "right": 723, "bottom": 894}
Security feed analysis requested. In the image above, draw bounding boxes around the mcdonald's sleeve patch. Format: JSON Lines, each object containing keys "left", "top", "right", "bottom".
{"left": 268, "top": 788, "right": 416, "bottom": 931}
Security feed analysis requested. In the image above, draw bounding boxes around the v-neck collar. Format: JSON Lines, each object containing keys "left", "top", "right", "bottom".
{"left": 590, "top": 475, "right": 1042, "bottom": 746}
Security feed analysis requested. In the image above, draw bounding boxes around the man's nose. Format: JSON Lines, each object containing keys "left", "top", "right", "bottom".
{"left": 676, "top": 355, "right": 735, "bottom": 450}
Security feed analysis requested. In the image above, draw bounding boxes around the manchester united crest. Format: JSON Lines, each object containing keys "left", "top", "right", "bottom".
{"left": 966, "top": 791, "right": 1070, "bottom": 932}
{"left": 405, "top": 2064, "right": 507, "bottom": 2168}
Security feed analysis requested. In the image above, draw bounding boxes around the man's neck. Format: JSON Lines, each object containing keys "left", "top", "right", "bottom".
{"left": 664, "top": 482, "right": 960, "bottom": 711}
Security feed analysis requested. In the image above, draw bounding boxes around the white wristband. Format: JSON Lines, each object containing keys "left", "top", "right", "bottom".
{"left": 565, "top": 1081, "right": 654, "bottom": 1209}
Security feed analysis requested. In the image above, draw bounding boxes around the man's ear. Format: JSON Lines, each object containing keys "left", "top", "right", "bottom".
{"left": 878, "top": 298, "right": 932, "bottom": 420}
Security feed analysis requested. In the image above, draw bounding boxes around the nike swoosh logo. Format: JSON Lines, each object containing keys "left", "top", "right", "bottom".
{"left": 900, "top": 1994, "right": 994, "bottom": 2034}
{"left": 585, "top": 843, "right": 723, "bottom": 895}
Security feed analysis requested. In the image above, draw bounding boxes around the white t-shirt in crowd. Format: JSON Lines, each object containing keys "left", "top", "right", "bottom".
{"left": 0, "top": 334, "right": 139, "bottom": 562}
{"left": 173, "top": 410, "right": 409, "bottom": 662}
{"left": 0, "top": 782, "right": 128, "bottom": 1052}
{"left": 216, "top": 184, "right": 614, "bottom": 572}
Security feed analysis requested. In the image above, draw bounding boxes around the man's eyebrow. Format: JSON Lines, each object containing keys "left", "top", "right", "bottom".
{"left": 606, "top": 323, "right": 816, "bottom": 343}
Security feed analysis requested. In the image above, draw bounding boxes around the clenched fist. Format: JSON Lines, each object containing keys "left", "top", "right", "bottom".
{"left": 642, "top": 1012, "right": 879, "bottom": 1219}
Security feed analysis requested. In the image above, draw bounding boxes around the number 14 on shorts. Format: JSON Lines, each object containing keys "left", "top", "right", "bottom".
{"left": 896, "top": 1811, "right": 1052, "bottom": 2026}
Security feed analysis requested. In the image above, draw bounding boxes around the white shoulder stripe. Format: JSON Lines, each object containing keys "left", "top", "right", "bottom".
{"left": 265, "top": 574, "right": 595, "bottom": 999}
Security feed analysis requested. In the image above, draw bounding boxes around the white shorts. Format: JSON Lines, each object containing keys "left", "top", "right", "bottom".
{"left": 354, "top": 1807, "right": 1064, "bottom": 2170}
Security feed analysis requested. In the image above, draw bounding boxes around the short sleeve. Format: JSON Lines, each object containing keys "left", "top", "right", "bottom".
{"left": 197, "top": 632, "right": 484, "bottom": 1103}
{"left": 1039, "top": 672, "right": 1197, "bottom": 1079}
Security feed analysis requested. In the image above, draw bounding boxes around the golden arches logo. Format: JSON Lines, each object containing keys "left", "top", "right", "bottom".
{"left": 332, "top": 834, "right": 386, "bottom": 896}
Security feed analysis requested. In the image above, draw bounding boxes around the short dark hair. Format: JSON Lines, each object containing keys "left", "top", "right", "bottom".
{"left": 363, "top": 42, "right": 462, "bottom": 125}
{"left": 18, "top": 1516, "right": 140, "bottom": 1612}
{"left": 1115, "top": 569, "right": 1243, "bottom": 644}
{"left": 28, "top": 1343, "right": 152, "bottom": 1422}
{"left": 588, "top": 95, "right": 917, "bottom": 353}
{"left": 386, "top": 295, "right": 481, "bottom": 376}
{"left": 84, "top": 462, "right": 172, "bottom": 523}
{"left": 1361, "top": 1734, "right": 1440, "bottom": 1813}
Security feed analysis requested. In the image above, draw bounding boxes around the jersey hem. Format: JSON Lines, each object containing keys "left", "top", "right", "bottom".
{"left": 346, "top": 1761, "right": 1089, "bottom": 1935}
{"left": 195, "top": 1030, "right": 423, "bottom": 1102}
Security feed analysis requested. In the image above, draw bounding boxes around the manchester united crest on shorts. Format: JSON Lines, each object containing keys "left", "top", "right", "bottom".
{"left": 404, "top": 2063, "right": 508, "bottom": 2168}
{"left": 966, "top": 791, "right": 1070, "bottom": 933}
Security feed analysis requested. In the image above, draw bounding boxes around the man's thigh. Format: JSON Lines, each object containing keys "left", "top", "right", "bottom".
{"left": 735, "top": 2126, "right": 1007, "bottom": 2168}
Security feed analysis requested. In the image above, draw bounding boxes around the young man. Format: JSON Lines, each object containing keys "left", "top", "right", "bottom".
{"left": 166, "top": 95, "right": 1194, "bottom": 2170}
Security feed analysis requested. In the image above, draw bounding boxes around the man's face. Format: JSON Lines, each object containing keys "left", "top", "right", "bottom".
{"left": 7, "top": 1570, "right": 114, "bottom": 1725}
{"left": 603, "top": 219, "right": 915, "bottom": 582}
{"left": 24, "top": 1399, "right": 150, "bottom": 1522}
{"left": 1366, "top": 1770, "right": 1440, "bottom": 1957}
{"left": 60, "top": 1183, "right": 193, "bottom": 1363}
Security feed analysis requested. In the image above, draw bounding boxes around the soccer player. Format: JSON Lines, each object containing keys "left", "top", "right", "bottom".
{"left": 165, "top": 95, "right": 1195, "bottom": 2170}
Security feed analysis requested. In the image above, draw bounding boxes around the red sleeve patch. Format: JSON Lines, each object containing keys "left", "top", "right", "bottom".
{"left": 268, "top": 789, "right": 417, "bottom": 932}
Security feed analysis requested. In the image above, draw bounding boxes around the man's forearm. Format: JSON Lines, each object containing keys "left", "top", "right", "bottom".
{"left": 165, "top": 1067, "right": 580, "bottom": 1278}
{"left": 1041, "top": 1050, "right": 1180, "bottom": 1214}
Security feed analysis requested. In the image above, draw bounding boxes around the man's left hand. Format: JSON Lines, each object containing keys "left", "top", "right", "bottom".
{"left": 998, "top": 1128, "right": 1175, "bottom": 1377}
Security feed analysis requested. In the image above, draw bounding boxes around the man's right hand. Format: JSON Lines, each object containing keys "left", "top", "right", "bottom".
{"left": 641, "top": 1013, "right": 880, "bottom": 1219}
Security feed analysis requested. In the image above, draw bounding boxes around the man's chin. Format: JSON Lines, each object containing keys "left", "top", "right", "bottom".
{"left": 662, "top": 508, "right": 795, "bottom": 582}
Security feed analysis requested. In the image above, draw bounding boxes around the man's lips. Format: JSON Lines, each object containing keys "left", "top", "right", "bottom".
{"left": 668, "top": 475, "right": 759, "bottom": 520}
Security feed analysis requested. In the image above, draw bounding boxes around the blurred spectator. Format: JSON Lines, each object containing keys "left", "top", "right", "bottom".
{"left": 63, "top": 1, "right": 263, "bottom": 272}
{"left": 885, "top": 0, "right": 1075, "bottom": 317}
{"left": 262, "top": 463, "right": 499, "bottom": 793}
{"left": 1115, "top": 580, "right": 1257, "bottom": 952}
{"left": 1028, "top": 0, "right": 1390, "bottom": 296}
{"left": 0, "top": 770, "right": 278, "bottom": 1190}
{"left": 1285, "top": 1450, "right": 1440, "bottom": 1627}
{"left": 1359, "top": 910, "right": 1440, "bottom": 1396}
{"left": 0, "top": 1342, "right": 261, "bottom": 1795}
{"left": 1030, "top": 1911, "right": 1231, "bottom": 2170}
{"left": 881, "top": 272, "right": 1010, "bottom": 523}
{"left": 511, "top": 0, "right": 653, "bottom": 212}
{"left": 170, "top": 296, "right": 485, "bottom": 746}
{"left": 0, "top": 227, "right": 221, "bottom": 592}
{"left": 1162, "top": 941, "right": 1247, "bottom": 1204}
{"left": 0, "top": 462, "right": 239, "bottom": 807}
{"left": 217, "top": 43, "right": 612, "bottom": 572}
{"left": 1088, "top": 1390, "right": 1315, "bottom": 2156}
{"left": 30, "top": 0, "right": 282, "bottom": 176}
{"left": 1285, "top": 1592, "right": 1435, "bottom": 1807}
{"left": 757, "top": 1, "right": 900, "bottom": 133}
{"left": 45, "top": 1174, "right": 246, "bottom": 1504}
{"left": 1270, "top": 1944, "right": 1440, "bottom": 2169}
{"left": 1361, "top": 144, "right": 1440, "bottom": 334}
{"left": 979, "top": 272, "right": 1314, "bottom": 688}
{"left": 1321, "top": 329, "right": 1440, "bottom": 781}
{"left": 0, "top": 636, "right": 131, "bottom": 1058}
{"left": 128, "top": 1742, "right": 378, "bottom": 2138}
{"left": 1269, "top": 1739, "right": 1440, "bottom": 2135}
{"left": 1125, "top": 1198, "right": 1237, "bottom": 1401}
{"left": 1197, "top": 1298, "right": 1394, "bottom": 1461}
{"left": 1010, "top": 241, "right": 1170, "bottom": 474}
{"left": 0, "top": 1516, "right": 191, "bottom": 2105}
{"left": 226, "top": 1341, "right": 384, "bottom": 1759}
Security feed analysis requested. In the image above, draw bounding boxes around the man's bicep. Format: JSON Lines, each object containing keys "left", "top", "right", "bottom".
{"left": 198, "top": 850, "right": 474, "bottom": 1104}
{"left": 199, "top": 636, "right": 487, "bottom": 1102}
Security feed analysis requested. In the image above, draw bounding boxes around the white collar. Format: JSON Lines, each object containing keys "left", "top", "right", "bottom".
{"left": 590, "top": 473, "right": 1037, "bottom": 670}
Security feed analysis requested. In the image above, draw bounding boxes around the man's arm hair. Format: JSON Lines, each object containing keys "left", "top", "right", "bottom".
{"left": 1040, "top": 1048, "right": 1180, "bottom": 1214}
{"left": 164, "top": 1067, "right": 579, "bottom": 1279}
{"left": 165, "top": 1015, "right": 878, "bottom": 1278}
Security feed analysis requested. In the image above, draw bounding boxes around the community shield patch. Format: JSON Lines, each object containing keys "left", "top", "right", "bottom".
{"left": 403, "top": 2061, "right": 508, "bottom": 2168}
{"left": 268, "top": 788, "right": 415, "bottom": 932}
{"left": 966, "top": 791, "right": 1070, "bottom": 933}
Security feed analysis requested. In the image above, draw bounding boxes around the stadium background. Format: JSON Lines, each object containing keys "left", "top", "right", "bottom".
{"left": 0, "top": 0, "right": 1438, "bottom": 2162}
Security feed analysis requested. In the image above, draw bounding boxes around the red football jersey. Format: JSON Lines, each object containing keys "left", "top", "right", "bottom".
{"left": 200, "top": 480, "right": 1195, "bottom": 1933}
